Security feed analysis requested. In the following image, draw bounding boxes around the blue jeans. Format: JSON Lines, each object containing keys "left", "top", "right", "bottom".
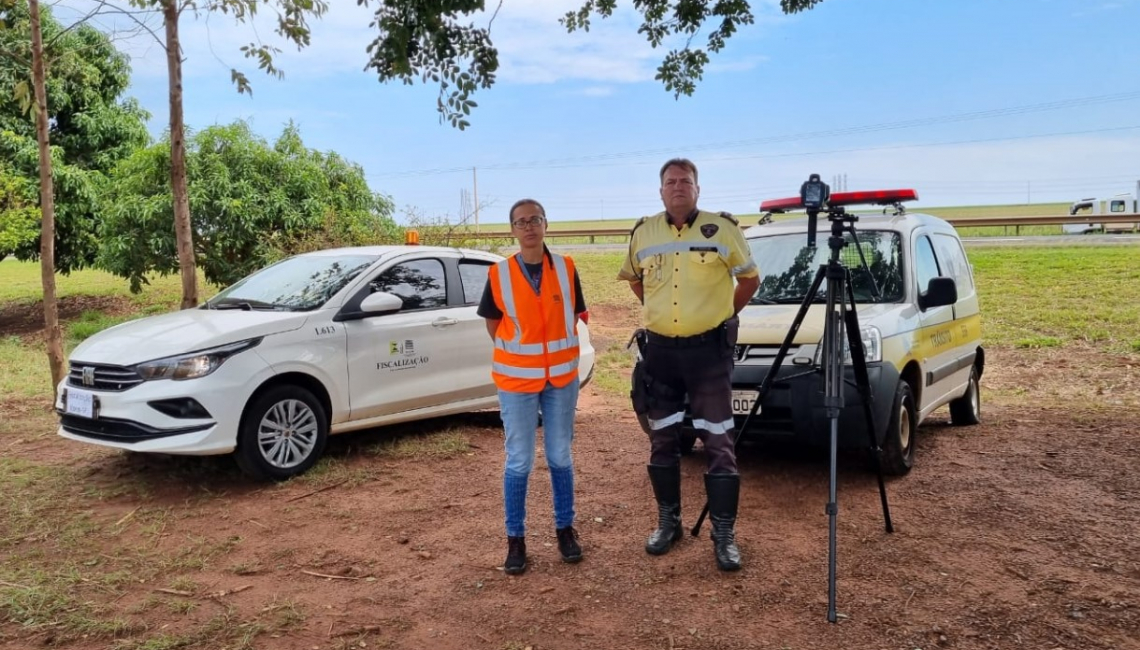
{"left": 499, "top": 380, "right": 579, "bottom": 537}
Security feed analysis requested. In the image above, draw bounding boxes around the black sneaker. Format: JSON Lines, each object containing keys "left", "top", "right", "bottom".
{"left": 556, "top": 526, "right": 582, "bottom": 563}
{"left": 504, "top": 536, "right": 527, "bottom": 575}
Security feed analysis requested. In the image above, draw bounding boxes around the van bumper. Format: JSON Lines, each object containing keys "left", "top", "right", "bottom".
{"left": 731, "top": 361, "right": 900, "bottom": 449}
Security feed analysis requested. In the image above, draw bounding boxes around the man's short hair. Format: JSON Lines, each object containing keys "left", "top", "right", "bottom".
{"left": 659, "top": 158, "right": 699, "bottom": 185}
{"left": 509, "top": 198, "right": 546, "bottom": 224}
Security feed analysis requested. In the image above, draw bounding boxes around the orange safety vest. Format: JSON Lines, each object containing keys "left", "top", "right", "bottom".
{"left": 488, "top": 252, "right": 580, "bottom": 393}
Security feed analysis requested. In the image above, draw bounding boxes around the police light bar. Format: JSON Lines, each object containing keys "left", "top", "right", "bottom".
{"left": 760, "top": 189, "right": 919, "bottom": 213}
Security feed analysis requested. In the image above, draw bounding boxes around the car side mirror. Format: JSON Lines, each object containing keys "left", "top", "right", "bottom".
{"left": 334, "top": 291, "right": 403, "bottom": 322}
{"left": 360, "top": 291, "right": 403, "bottom": 314}
{"left": 919, "top": 277, "right": 957, "bottom": 311}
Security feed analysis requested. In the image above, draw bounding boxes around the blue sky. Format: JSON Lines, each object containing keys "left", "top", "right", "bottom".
{"left": 64, "top": 0, "right": 1140, "bottom": 224}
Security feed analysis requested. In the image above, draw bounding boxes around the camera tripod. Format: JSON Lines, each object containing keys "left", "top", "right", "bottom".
{"left": 692, "top": 207, "right": 894, "bottom": 623}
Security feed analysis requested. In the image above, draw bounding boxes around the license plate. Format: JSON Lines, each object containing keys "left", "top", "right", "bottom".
{"left": 66, "top": 388, "right": 96, "bottom": 419}
{"left": 731, "top": 390, "right": 759, "bottom": 415}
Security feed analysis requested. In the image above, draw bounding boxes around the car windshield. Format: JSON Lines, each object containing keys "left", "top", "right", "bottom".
{"left": 748, "top": 230, "right": 904, "bottom": 304}
{"left": 207, "top": 254, "right": 379, "bottom": 311}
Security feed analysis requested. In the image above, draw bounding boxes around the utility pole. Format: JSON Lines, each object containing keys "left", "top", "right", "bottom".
{"left": 472, "top": 167, "right": 479, "bottom": 233}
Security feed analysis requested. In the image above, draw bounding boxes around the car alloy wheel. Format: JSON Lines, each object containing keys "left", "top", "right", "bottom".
{"left": 236, "top": 385, "right": 328, "bottom": 481}
{"left": 258, "top": 398, "right": 319, "bottom": 469}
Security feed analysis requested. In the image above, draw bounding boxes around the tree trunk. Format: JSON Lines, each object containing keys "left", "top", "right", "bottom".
{"left": 163, "top": 0, "right": 198, "bottom": 309}
{"left": 28, "top": 0, "right": 66, "bottom": 391}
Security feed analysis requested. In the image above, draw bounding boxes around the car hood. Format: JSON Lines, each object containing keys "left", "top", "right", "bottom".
{"left": 70, "top": 308, "right": 311, "bottom": 366}
{"left": 738, "top": 303, "right": 910, "bottom": 345}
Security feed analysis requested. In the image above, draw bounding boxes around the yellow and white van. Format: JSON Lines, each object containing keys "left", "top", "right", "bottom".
{"left": 730, "top": 209, "right": 983, "bottom": 474}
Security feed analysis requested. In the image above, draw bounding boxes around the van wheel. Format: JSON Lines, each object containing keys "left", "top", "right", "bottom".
{"left": 235, "top": 385, "right": 328, "bottom": 481}
{"left": 949, "top": 367, "right": 981, "bottom": 426}
{"left": 880, "top": 381, "right": 916, "bottom": 476}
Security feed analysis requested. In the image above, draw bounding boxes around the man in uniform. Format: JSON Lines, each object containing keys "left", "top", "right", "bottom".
{"left": 618, "top": 158, "right": 760, "bottom": 571}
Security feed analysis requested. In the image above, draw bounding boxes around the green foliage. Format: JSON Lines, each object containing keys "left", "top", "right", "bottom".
{"left": 364, "top": 1, "right": 824, "bottom": 126}
{"left": 364, "top": 0, "right": 496, "bottom": 130}
{"left": 98, "top": 121, "right": 400, "bottom": 292}
{"left": 0, "top": 162, "right": 39, "bottom": 251}
{"left": 0, "top": 0, "right": 150, "bottom": 272}
{"left": 128, "top": 0, "right": 329, "bottom": 95}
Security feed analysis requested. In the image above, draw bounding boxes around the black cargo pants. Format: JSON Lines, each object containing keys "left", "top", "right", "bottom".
{"left": 643, "top": 317, "right": 739, "bottom": 474}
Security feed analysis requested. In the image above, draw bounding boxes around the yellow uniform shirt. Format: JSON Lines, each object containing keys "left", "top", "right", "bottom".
{"left": 618, "top": 210, "right": 759, "bottom": 337}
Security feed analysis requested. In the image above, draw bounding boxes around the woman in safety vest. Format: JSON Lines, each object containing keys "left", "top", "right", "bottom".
{"left": 478, "top": 198, "right": 588, "bottom": 575}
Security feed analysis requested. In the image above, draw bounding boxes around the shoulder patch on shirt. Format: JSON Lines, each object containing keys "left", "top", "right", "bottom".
{"left": 700, "top": 223, "right": 719, "bottom": 238}
{"left": 629, "top": 216, "right": 649, "bottom": 236}
{"left": 717, "top": 211, "right": 739, "bottom": 225}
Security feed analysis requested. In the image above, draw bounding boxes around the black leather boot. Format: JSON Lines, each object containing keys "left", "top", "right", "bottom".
{"left": 645, "top": 464, "right": 683, "bottom": 555}
{"left": 705, "top": 473, "right": 742, "bottom": 571}
{"left": 504, "top": 536, "right": 527, "bottom": 575}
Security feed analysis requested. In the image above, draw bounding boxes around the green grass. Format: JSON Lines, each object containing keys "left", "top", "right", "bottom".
{"left": 572, "top": 252, "right": 628, "bottom": 306}
{"left": 67, "top": 309, "right": 138, "bottom": 341}
{"left": 0, "top": 258, "right": 196, "bottom": 305}
{"left": 969, "top": 246, "right": 1140, "bottom": 352}
{"left": 368, "top": 429, "right": 471, "bottom": 459}
{"left": 467, "top": 202, "right": 1073, "bottom": 234}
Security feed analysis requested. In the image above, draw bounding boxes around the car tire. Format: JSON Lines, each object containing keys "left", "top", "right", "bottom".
{"left": 949, "top": 367, "right": 981, "bottom": 426}
{"left": 235, "top": 385, "right": 328, "bottom": 481}
{"left": 879, "top": 380, "right": 916, "bottom": 476}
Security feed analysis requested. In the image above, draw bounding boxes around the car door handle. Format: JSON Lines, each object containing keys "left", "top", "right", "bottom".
{"left": 432, "top": 317, "right": 459, "bottom": 327}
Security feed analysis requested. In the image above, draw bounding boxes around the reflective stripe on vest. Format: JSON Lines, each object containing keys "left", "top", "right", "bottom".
{"left": 493, "top": 358, "right": 579, "bottom": 379}
{"left": 493, "top": 255, "right": 578, "bottom": 359}
{"left": 490, "top": 252, "right": 579, "bottom": 385}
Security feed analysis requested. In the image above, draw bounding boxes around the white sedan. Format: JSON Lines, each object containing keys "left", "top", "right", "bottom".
{"left": 55, "top": 246, "right": 595, "bottom": 480}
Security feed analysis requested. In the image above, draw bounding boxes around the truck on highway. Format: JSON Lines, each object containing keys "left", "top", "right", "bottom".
{"left": 1062, "top": 180, "right": 1140, "bottom": 234}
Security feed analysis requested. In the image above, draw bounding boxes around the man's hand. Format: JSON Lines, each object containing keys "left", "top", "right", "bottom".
{"left": 733, "top": 276, "right": 760, "bottom": 314}
{"left": 629, "top": 281, "right": 644, "bottom": 304}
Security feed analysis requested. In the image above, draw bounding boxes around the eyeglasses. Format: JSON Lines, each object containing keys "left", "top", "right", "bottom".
{"left": 512, "top": 216, "right": 546, "bottom": 230}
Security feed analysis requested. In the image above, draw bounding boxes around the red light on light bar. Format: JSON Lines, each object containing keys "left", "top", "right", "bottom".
{"left": 760, "top": 189, "right": 919, "bottom": 213}
{"left": 759, "top": 196, "right": 805, "bottom": 212}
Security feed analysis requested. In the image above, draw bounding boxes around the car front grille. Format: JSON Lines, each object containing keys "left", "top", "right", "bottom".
{"left": 68, "top": 362, "right": 144, "bottom": 392}
{"left": 735, "top": 344, "right": 807, "bottom": 362}
{"left": 59, "top": 413, "right": 212, "bottom": 442}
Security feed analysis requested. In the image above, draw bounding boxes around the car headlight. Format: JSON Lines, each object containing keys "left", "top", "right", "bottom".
{"left": 134, "top": 338, "right": 262, "bottom": 381}
{"left": 814, "top": 326, "right": 881, "bottom": 365}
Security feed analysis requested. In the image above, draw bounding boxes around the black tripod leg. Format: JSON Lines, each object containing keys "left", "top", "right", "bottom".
{"left": 842, "top": 278, "right": 894, "bottom": 534}
{"left": 689, "top": 264, "right": 829, "bottom": 538}
{"left": 822, "top": 263, "right": 846, "bottom": 624}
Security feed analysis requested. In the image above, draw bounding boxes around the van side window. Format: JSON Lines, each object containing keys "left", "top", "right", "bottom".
{"left": 932, "top": 233, "right": 973, "bottom": 293}
{"left": 915, "top": 236, "right": 941, "bottom": 292}
{"left": 1110, "top": 200, "right": 1126, "bottom": 213}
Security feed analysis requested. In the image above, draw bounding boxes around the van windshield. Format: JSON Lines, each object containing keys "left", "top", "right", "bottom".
{"left": 747, "top": 230, "right": 904, "bottom": 304}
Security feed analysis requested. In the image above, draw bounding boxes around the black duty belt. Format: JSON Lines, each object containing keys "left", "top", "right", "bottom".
{"left": 646, "top": 324, "right": 725, "bottom": 348}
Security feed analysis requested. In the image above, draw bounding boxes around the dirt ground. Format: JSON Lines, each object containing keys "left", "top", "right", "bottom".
{"left": 3, "top": 341, "right": 1139, "bottom": 649}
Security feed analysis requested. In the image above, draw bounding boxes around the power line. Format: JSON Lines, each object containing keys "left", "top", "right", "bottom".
{"left": 369, "top": 90, "right": 1140, "bottom": 179}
